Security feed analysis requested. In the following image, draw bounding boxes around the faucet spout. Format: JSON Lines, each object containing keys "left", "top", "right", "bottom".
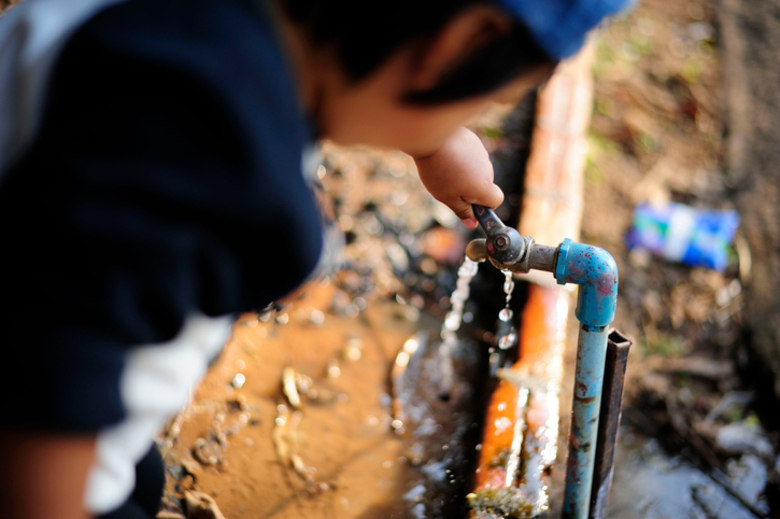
{"left": 465, "top": 238, "right": 489, "bottom": 263}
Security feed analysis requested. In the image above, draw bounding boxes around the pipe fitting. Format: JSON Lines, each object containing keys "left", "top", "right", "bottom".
{"left": 465, "top": 238, "right": 488, "bottom": 263}
{"left": 554, "top": 238, "right": 618, "bottom": 329}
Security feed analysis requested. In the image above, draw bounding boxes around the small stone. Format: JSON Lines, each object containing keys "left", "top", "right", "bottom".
{"left": 192, "top": 438, "right": 222, "bottom": 466}
{"left": 231, "top": 373, "right": 246, "bottom": 389}
{"left": 184, "top": 490, "right": 226, "bottom": 519}
{"left": 309, "top": 309, "right": 325, "bottom": 325}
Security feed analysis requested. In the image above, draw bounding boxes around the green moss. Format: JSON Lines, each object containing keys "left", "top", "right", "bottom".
{"left": 634, "top": 132, "right": 659, "bottom": 154}
{"left": 628, "top": 33, "right": 655, "bottom": 58}
{"left": 466, "top": 488, "right": 536, "bottom": 519}
{"left": 585, "top": 132, "right": 620, "bottom": 186}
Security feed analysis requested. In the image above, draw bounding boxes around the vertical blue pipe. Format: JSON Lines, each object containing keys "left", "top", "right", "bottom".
{"left": 554, "top": 239, "right": 619, "bottom": 519}
{"left": 563, "top": 325, "right": 609, "bottom": 518}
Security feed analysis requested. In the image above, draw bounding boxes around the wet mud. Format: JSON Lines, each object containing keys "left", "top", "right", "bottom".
{"left": 157, "top": 262, "right": 514, "bottom": 518}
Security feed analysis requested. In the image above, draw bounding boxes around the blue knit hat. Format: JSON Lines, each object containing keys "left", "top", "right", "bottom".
{"left": 493, "top": 0, "right": 635, "bottom": 59}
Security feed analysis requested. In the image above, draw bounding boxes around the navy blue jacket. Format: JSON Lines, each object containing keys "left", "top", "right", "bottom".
{"left": 0, "top": 0, "right": 324, "bottom": 432}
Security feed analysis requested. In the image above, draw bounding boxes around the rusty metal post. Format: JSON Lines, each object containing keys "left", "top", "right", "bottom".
{"left": 589, "top": 330, "right": 632, "bottom": 519}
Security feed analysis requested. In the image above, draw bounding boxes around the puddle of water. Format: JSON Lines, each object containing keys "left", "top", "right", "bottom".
{"left": 607, "top": 426, "right": 769, "bottom": 519}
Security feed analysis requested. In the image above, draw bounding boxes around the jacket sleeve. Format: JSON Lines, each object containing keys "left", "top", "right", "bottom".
{"left": 0, "top": 2, "right": 323, "bottom": 431}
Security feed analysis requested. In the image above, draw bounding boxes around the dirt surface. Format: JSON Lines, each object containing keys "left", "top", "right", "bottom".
{"left": 587, "top": 0, "right": 779, "bottom": 516}
{"left": 717, "top": 0, "right": 780, "bottom": 402}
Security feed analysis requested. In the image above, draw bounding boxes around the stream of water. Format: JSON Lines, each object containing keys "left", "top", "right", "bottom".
{"left": 440, "top": 258, "right": 521, "bottom": 378}
{"left": 497, "top": 270, "right": 518, "bottom": 350}
{"left": 435, "top": 257, "right": 481, "bottom": 393}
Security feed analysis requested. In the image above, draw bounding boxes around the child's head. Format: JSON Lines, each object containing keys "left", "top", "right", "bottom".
{"left": 276, "top": 0, "right": 631, "bottom": 153}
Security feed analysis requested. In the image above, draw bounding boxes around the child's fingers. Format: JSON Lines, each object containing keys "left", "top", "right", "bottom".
{"left": 450, "top": 200, "right": 478, "bottom": 228}
{"left": 448, "top": 183, "right": 504, "bottom": 228}
{"left": 476, "top": 181, "right": 505, "bottom": 210}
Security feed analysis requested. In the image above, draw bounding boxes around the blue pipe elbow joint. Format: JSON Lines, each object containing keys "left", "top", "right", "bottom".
{"left": 554, "top": 238, "right": 618, "bottom": 329}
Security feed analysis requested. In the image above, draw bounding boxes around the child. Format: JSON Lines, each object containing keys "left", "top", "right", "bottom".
{"left": 0, "top": 0, "right": 631, "bottom": 517}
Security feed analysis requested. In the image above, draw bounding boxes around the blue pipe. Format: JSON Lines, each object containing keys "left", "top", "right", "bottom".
{"left": 555, "top": 239, "right": 619, "bottom": 329}
{"left": 555, "top": 239, "right": 618, "bottom": 519}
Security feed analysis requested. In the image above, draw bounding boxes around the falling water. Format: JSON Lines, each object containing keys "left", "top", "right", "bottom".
{"left": 437, "top": 259, "right": 520, "bottom": 392}
{"left": 436, "top": 257, "right": 480, "bottom": 392}
{"left": 497, "top": 270, "right": 518, "bottom": 350}
{"left": 441, "top": 260, "right": 520, "bottom": 357}
{"left": 440, "top": 257, "right": 480, "bottom": 350}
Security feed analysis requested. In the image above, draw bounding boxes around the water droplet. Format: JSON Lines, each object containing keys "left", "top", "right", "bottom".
{"left": 498, "top": 308, "right": 513, "bottom": 322}
{"left": 498, "top": 332, "right": 517, "bottom": 350}
{"left": 458, "top": 258, "right": 479, "bottom": 278}
{"left": 503, "top": 278, "right": 515, "bottom": 294}
{"left": 343, "top": 344, "right": 362, "bottom": 361}
{"left": 494, "top": 416, "right": 513, "bottom": 432}
{"left": 444, "top": 314, "right": 460, "bottom": 331}
{"left": 326, "top": 360, "right": 341, "bottom": 379}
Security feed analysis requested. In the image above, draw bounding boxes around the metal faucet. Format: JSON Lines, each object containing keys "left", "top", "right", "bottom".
{"left": 466, "top": 205, "right": 557, "bottom": 273}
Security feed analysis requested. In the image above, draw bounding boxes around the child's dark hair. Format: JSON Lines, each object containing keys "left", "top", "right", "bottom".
{"left": 276, "top": 0, "right": 556, "bottom": 104}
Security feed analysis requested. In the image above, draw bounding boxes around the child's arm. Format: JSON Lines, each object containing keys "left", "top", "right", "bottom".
{"left": 413, "top": 127, "right": 504, "bottom": 229}
{"left": 0, "top": 430, "right": 96, "bottom": 519}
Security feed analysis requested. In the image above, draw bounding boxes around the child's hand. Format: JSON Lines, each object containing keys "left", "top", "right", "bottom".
{"left": 413, "top": 127, "right": 504, "bottom": 229}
